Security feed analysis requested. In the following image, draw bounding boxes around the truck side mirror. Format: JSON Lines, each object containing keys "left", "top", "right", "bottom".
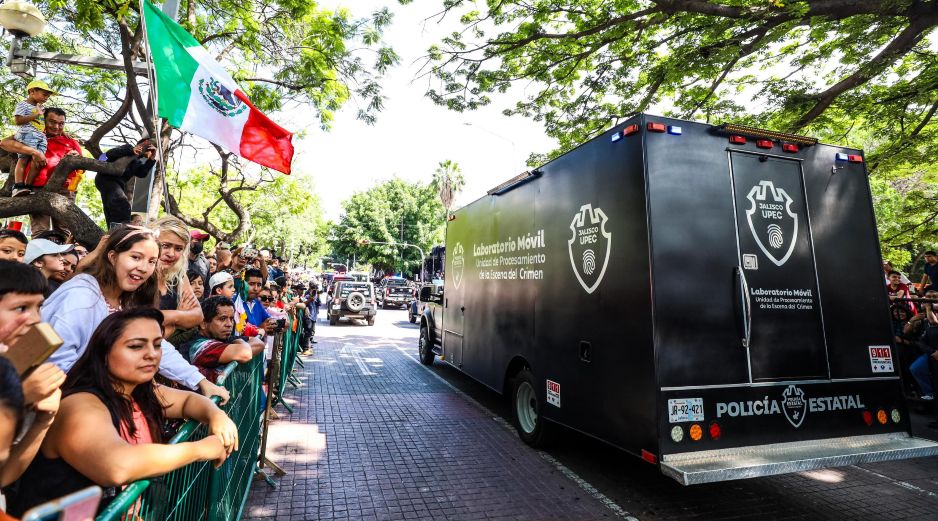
{"left": 419, "top": 286, "right": 431, "bottom": 302}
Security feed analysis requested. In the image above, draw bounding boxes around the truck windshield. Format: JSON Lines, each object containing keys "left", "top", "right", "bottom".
{"left": 339, "top": 283, "right": 372, "bottom": 297}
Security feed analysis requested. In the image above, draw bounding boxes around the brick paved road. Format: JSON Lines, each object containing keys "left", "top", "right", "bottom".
{"left": 244, "top": 309, "right": 617, "bottom": 521}
{"left": 245, "top": 308, "right": 938, "bottom": 521}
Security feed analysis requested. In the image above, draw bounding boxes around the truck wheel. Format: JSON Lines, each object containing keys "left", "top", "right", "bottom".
{"left": 418, "top": 325, "right": 434, "bottom": 365}
{"left": 511, "top": 368, "right": 550, "bottom": 447}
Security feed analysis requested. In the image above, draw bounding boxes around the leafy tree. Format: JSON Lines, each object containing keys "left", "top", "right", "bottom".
{"left": 416, "top": 0, "right": 938, "bottom": 269}
{"left": 331, "top": 178, "right": 445, "bottom": 275}
{"left": 0, "top": 0, "right": 396, "bottom": 241}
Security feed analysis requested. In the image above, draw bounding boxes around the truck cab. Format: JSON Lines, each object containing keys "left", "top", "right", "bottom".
{"left": 417, "top": 283, "right": 444, "bottom": 365}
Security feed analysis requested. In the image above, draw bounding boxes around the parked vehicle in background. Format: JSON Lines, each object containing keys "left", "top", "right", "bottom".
{"left": 328, "top": 281, "right": 377, "bottom": 326}
{"left": 349, "top": 271, "right": 370, "bottom": 282}
{"left": 377, "top": 276, "right": 413, "bottom": 309}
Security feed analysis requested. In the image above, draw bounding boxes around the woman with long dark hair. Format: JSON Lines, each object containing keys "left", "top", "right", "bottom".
{"left": 42, "top": 226, "right": 228, "bottom": 402}
{"left": 7, "top": 308, "right": 237, "bottom": 516}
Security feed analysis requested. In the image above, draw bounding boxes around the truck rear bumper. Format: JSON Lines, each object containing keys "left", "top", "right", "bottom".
{"left": 661, "top": 432, "right": 938, "bottom": 485}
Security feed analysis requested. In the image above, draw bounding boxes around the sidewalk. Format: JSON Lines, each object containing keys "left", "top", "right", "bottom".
{"left": 243, "top": 315, "right": 616, "bottom": 520}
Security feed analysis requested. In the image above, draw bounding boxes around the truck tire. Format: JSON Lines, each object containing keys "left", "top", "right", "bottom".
{"left": 511, "top": 368, "right": 551, "bottom": 447}
{"left": 418, "top": 325, "right": 434, "bottom": 365}
{"left": 346, "top": 291, "right": 365, "bottom": 312}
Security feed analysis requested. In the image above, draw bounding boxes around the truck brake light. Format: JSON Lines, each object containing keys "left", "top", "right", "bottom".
{"left": 647, "top": 122, "right": 666, "bottom": 133}
{"left": 783, "top": 143, "right": 799, "bottom": 152}
{"left": 709, "top": 422, "right": 721, "bottom": 440}
{"left": 849, "top": 154, "right": 863, "bottom": 163}
{"left": 756, "top": 139, "right": 773, "bottom": 149}
{"left": 729, "top": 135, "right": 746, "bottom": 145}
{"left": 862, "top": 410, "right": 873, "bottom": 426}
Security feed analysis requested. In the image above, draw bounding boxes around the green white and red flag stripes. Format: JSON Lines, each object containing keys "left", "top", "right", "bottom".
{"left": 143, "top": 0, "right": 293, "bottom": 174}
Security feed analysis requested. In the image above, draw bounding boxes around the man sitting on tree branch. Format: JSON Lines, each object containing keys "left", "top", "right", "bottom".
{"left": 0, "top": 108, "right": 83, "bottom": 237}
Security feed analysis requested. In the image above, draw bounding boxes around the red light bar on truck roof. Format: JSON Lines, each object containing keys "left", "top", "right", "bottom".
{"left": 716, "top": 123, "right": 818, "bottom": 146}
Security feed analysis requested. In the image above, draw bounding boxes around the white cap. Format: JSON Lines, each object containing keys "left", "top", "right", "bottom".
{"left": 208, "top": 271, "right": 234, "bottom": 291}
{"left": 25, "top": 239, "right": 74, "bottom": 265}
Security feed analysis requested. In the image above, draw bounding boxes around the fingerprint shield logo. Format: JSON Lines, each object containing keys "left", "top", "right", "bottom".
{"left": 745, "top": 180, "right": 798, "bottom": 267}
{"left": 568, "top": 204, "right": 611, "bottom": 294}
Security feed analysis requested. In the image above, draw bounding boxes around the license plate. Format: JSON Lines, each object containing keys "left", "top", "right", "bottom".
{"left": 668, "top": 398, "right": 704, "bottom": 423}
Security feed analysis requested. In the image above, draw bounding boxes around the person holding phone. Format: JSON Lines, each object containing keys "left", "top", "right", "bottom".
{"left": 0, "top": 261, "right": 64, "bottom": 498}
{"left": 94, "top": 137, "right": 158, "bottom": 229}
{"left": 41, "top": 226, "right": 229, "bottom": 404}
{"left": 7, "top": 308, "right": 237, "bottom": 517}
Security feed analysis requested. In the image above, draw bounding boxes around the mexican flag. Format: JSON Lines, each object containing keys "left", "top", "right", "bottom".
{"left": 143, "top": 1, "right": 293, "bottom": 174}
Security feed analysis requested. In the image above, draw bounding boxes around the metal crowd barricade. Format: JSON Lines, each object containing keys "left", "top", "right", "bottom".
{"left": 95, "top": 355, "right": 264, "bottom": 521}
{"left": 272, "top": 309, "right": 304, "bottom": 412}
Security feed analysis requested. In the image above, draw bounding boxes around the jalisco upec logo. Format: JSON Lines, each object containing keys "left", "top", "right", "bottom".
{"left": 745, "top": 180, "right": 798, "bottom": 267}
{"left": 451, "top": 242, "right": 465, "bottom": 290}
{"left": 198, "top": 78, "right": 247, "bottom": 118}
{"left": 568, "top": 204, "right": 611, "bottom": 294}
{"left": 781, "top": 384, "right": 807, "bottom": 428}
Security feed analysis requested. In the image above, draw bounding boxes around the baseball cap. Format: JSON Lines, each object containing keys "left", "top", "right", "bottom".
{"left": 26, "top": 79, "right": 57, "bottom": 95}
{"left": 25, "top": 239, "right": 73, "bottom": 265}
{"left": 189, "top": 230, "right": 210, "bottom": 240}
{"left": 208, "top": 271, "right": 234, "bottom": 290}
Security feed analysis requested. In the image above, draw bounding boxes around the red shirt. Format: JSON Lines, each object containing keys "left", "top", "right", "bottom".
{"left": 29, "top": 134, "right": 83, "bottom": 188}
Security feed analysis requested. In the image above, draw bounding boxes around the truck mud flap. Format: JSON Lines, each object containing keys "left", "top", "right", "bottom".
{"left": 661, "top": 433, "right": 938, "bottom": 485}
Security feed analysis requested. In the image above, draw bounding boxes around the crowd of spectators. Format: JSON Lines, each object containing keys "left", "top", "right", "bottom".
{"left": 0, "top": 214, "right": 320, "bottom": 518}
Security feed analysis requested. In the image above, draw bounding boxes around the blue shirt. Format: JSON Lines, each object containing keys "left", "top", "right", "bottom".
{"left": 245, "top": 298, "right": 271, "bottom": 327}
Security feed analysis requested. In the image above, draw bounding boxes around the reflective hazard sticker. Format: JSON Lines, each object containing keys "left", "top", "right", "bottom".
{"left": 668, "top": 398, "right": 704, "bottom": 423}
{"left": 546, "top": 379, "right": 561, "bottom": 408}
{"left": 869, "top": 346, "right": 893, "bottom": 373}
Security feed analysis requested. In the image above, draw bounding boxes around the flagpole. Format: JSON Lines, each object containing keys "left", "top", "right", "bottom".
{"left": 139, "top": 0, "right": 170, "bottom": 224}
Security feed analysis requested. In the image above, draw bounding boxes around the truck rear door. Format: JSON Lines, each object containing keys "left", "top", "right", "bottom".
{"left": 729, "top": 151, "right": 829, "bottom": 382}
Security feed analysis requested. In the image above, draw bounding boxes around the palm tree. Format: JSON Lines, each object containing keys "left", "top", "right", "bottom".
{"left": 432, "top": 160, "right": 465, "bottom": 218}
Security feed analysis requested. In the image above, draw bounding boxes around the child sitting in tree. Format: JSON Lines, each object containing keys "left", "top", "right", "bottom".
{"left": 11, "top": 80, "right": 56, "bottom": 197}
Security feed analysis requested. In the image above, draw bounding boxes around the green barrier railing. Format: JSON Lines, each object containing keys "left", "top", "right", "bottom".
{"left": 272, "top": 310, "right": 303, "bottom": 412}
{"left": 96, "top": 354, "right": 264, "bottom": 521}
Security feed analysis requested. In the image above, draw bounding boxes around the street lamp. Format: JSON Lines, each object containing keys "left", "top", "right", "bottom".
{"left": 0, "top": 0, "right": 149, "bottom": 79}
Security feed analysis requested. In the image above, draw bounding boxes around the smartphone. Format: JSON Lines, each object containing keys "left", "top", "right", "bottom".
{"left": 21, "top": 486, "right": 102, "bottom": 521}
{"left": 108, "top": 222, "right": 124, "bottom": 232}
{"left": 3, "top": 323, "right": 63, "bottom": 376}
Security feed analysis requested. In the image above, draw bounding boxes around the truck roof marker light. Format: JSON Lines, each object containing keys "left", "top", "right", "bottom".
{"left": 848, "top": 154, "right": 863, "bottom": 163}
{"left": 647, "top": 122, "right": 666, "bottom": 133}
{"left": 891, "top": 409, "right": 901, "bottom": 424}
{"left": 756, "top": 139, "right": 773, "bottom": 149}
{"left": 729, "top": 135, "right": 746, "bottom": 145}
{"left": 876, "top": 409, "right": 888, "bottom": 425}
{"left": 836, "top": 153, "right": 849, "bottom": 161}
{"left": 783, "top": 143, "right": 799, "bottom": 153}
{"left": 709, "top": 422, "right": 721, "bottom": 441}
{"left": 689, "top": 424, "right": 703, "bottom": 441}
{"left": 862, "top": 410, "right": 873, "bottom": 426}
{"left": 670, "top": 426, "right": 684, "bottom": 443}
{"left": 667, "top": 125, "right": 682, "bottom": 135}
{"left": 610, "top": 131, "right": 622, "bottom": 142}
{"left": 623, "top": 124, "right": 639, "bottom": 136}
{"left": 641, "top": 449, "right": 657, "bottom": 464}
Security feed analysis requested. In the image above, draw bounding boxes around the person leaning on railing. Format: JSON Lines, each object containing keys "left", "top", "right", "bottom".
{"left": 6, "top": 308, "right": 237, "bottom": 517}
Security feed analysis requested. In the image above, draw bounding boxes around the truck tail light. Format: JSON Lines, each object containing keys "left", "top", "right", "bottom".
{"left": 641, "top": 449, "right": 657, "bottom": 464}
{"left": 849, "top": 154, "right": 863, "bottom": 163}
{"left": 876, "top": 409, "right": 888, "bottom": 425}
{"left": 891, "top": 408, "right": 901, "bottom": 424}
{"left": 782, "top": 143, "right": 798, "bottom": 152}
{"left": 756, "top": 139, "right": 773, "bottom": 149}
{"left": 729, "top": 135, "right": 746, "bottom": 145}
{"left": 862, "top": 410, "right": 873, "bottom": 426}
{"left": 670, "top": 426, "right": 684, "bottom": 442}
{"left": 647, "top": 122, "right": 666, "bottom": 133}
{"left": 689, "top": 423, "right": 703, "bottom": 441}
{"left": 709, "top": 422, "right": 721, "bottom": 440}
{"left": 623, "top": 124, "right": 639, "bottom": 136}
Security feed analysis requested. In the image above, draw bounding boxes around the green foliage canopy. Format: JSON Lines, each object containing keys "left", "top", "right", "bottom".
{"left": 331, "top": 178, "right": 445, "bottom": 274}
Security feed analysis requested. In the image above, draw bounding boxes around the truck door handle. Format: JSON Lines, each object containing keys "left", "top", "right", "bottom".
{"left": 736, "top": 266, "right": 752, "bottom": 348}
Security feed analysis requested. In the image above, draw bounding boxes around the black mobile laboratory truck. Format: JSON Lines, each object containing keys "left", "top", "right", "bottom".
{"left": 416, "top": 114, "right": 938, "bottom": 485}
